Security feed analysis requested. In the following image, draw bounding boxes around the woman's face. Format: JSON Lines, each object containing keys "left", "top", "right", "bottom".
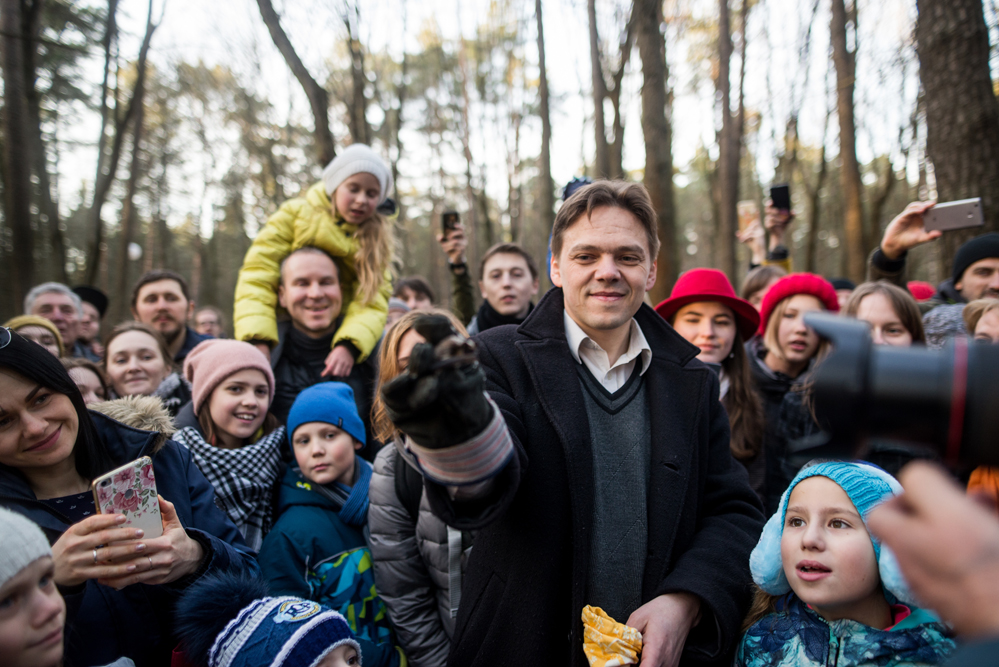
{"left": 67, "top": 368, "right": 106, "bottom": 405}
{"left": 776, "top": 294, "right": 824, "bottom": 364}
{"left": 854, "top": 292, "right": 913, "bottom": 347}
{"left": 207, "top": 369, "right": 270, "bottom": 448}
{"left": 974, "top": 309, "right": 999, "bottom": 344}
{"left": 105, "top": 331, "right": 170, "bottom": 397}
{"left": 334, "top": 172, "right": 381, "bottom": 225}
{"left": 671, "top": 301, "right": 737, "bottom": 365}
{"left": 14, "top": 326, "right": 60, "bottom": 358}
{"left": 397, "top": 329, "right": 426, "bottom": 371}
{"left": 0, "top": 369, "right": 79, "bottom": 474}
{"left": 748, "top": 276, "right": 782, "bottom": 310}
{"left": 0, "top": 556, "right": 65, "bottom": 667}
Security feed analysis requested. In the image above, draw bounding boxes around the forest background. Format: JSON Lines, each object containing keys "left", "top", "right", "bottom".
{"left": 1, "top": 0, "right": 998, "bottom": 325}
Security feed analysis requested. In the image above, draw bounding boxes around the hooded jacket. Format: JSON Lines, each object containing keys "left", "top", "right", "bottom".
{"left": 258, "top": 465, "right": 404, "bottom": 667}
{"left": 233, "top": 181, "right": 392, "bottom": 362}
{"left": 0, "top": 400, "right": 258, "bottom": 667}
{"left": 736, "top": 593, "right": 956, "bottom": 666}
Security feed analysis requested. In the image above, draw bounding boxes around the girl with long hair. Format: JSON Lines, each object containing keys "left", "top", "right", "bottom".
{"left": 845, "top": 281, "right": 926, "bottom": 346}
{"left": 655, "top": 269, "right": 767, "bottom": 499}
{"left": 234, "top": 143, "right": 396, "bottom": 380}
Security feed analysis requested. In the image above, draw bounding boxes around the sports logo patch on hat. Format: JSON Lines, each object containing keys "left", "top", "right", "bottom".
{"left": 273, "top": 600, "right": 322, "bottom": 624}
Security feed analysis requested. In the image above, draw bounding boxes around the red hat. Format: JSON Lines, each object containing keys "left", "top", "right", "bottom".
{"left": 655, "top": 268, "right": 760, "bottom": 340}
{"left": 757, "top": 273, "right": 839, "bottom": 335}
{"left": 907, "top": 280, "right": 936, "bottom": 303}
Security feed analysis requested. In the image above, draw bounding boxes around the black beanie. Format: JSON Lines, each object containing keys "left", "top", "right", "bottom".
{"left": 953, "top": 233, "right": 999, "bottom": 284}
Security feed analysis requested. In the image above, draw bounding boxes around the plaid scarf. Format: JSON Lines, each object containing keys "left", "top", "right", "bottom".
{"left": 173, "top": 425, "right": 285, "bottom": 551}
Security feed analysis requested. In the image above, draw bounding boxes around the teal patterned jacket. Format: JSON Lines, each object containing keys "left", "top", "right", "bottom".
{"left": 259, "top": 466, "right": 406, "bottom": 667}
{"left": 736, "top": 593, "right": 957, "bottom": 667}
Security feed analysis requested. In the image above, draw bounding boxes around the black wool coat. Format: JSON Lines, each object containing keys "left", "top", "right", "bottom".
{"left": 424, "top": 288, "right": 765, "bottom": 667}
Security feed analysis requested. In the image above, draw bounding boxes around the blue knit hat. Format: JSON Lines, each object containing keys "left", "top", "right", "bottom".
{"left": 287, "top": 382, "right": 366, "bottom": 446}
{"left": 749, "top": 460, "right": 914, "bottom": 605}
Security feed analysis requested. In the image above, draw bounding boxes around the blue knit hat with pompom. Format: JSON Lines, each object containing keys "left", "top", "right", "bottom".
{"left": 749, "top": 460, "right": 914, "bottom": 605}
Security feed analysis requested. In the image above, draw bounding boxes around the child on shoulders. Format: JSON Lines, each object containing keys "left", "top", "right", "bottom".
{"left": 737, "top": 460, "right": 957, "bottom": 667}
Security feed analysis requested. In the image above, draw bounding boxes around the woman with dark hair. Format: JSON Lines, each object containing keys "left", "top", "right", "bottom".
{"left": 655, "top": 269, "right": 767, "bottom": 499}
{"left": 61, "top": 358, "right": 110, "bottom": 405}
{"left": 0, "top": 327, "right": 258, "bottom": 667}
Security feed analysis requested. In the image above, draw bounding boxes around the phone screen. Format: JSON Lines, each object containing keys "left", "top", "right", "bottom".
{"left": 441, "top": 211, "right": 460, "bottom": 235}
{"left": 770, "top": 184, "right": 791, "bottom": 211}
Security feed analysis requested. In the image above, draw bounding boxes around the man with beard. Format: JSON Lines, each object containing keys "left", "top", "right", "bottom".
{"left": 267, "top": 247, "right": 376, "bottom": 442}
{"left": 130, "top": 270, "right": 211, "bottom": 364}
{"left": 869, "top": 201, "right": 999, "bottom": 347}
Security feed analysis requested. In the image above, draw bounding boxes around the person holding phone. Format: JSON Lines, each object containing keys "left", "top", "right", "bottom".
{"left": 869, "top": 201, "right": 999, "bottom": 347}
{"left": 438, "top": 214, "right": 476, "bottom": 326}
{"left": 0, "top": 327, "right": 258, "bottom": 667}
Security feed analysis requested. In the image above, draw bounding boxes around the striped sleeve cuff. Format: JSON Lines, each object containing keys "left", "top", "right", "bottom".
{"left": 405, "top": 397, "right": 513, "bottom": 486}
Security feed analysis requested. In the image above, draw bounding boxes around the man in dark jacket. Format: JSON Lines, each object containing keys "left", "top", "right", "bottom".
{"left": 383, "top": 181, "right": 765, "bottom": 667}
{"left": 268, "top": 246, "right": 376, "bottom": 439}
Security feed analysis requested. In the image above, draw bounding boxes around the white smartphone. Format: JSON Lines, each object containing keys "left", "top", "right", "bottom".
{"left": 91, "top": 457, "right": 163, "bottom": 538}
{"left": 925, "top": 198, "right": 985, "bottom": 232}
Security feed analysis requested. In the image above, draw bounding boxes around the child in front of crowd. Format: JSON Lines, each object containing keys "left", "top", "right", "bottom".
{"left": 176, "top": 572, "right": 361, "bottom": 667}
{"left": 171, "top": 339, "right": 285, "bottom": 552}
{"left": 234, "top": 143, "right": 395, "bottom": 378}
{"left": 736, "top": 461, "right": 957, "bottom": 666}
{"left": 258, "top": 382, "right": 405, "bottom": 667}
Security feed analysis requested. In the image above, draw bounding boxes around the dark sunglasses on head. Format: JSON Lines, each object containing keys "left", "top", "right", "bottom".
{"left": 0, "top": 326, "right": 10, "bottom": 349}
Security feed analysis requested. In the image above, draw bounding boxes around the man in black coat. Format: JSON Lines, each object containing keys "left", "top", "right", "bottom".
{"left": 383, "top": 181, "right": 764, "bottom": 667}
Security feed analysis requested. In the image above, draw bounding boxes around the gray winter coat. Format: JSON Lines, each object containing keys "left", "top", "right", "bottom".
{"left": 368, "top": 442, "right": 472, "bottom": 667}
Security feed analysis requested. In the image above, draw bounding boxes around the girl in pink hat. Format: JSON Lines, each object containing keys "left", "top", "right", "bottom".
{"left": 655, "top": 268, "right": 766, "bottom": 499}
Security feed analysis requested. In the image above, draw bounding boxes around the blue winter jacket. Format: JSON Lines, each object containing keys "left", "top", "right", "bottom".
{"left": 0, "top": 411, "right": 259, "bottom": 667}
{"left": 258, "top": 465, "right": 405, "bottom": 667}
{"left": 736, "top": 593, "right": 957, "bottom": 666}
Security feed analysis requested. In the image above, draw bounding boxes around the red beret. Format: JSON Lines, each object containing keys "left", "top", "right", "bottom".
{"left": 758, "top": 273, "right": 839, "bottom": 335}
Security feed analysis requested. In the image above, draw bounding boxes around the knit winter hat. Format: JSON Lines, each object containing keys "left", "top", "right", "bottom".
{"left": 0, "top": 508, "right": 52, "bottom": 590}
{"left": 749, "top": 460, "right": 914, "bottom": 605}
{"left": 387, "top": 297, "right": 410, "bottom": 314}
{"left": 758, "top": 273, "right": 840, "bottom": 335}
{"left": 322, "top": 143, "right": 393, "bottom": 205}
{"left": 952, "top": 232, "right": 999, "bottom": 285}
{"left": 183, "top": 339, "right": 275, "bottom": 415}
{"left": 287, "top": 382, "right": 366, "bottom": 446}
{"left": 3, "top": 315, "right": 65, "bottom": 357}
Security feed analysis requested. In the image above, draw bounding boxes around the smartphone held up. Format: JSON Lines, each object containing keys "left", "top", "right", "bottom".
{"left": 441, "top": 210, "right": 460, "bottom": 236}
{"left": 924, "top": 198, "right": 985, "bottom": 233}
{"left": 91, "top": 457, "right": 164, "bottom": 538}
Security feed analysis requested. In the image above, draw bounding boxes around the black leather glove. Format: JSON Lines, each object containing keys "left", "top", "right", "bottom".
{"left": 380, "top": 314, "right": 494, "bottom": 449}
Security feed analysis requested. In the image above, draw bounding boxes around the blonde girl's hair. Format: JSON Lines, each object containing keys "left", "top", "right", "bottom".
{"left": 963, "top": 297, "right": 999, "bottom": 335}
{"left": 371, "top": 308, "right": 468, "bottom": 443}
{"left": 844, "top": 281, "right": 926, "bottom": 344}
{"left": 742, "top": 585, "right": 783, "bottom": 632}
{"left": 762, "top": 296, "right": 830, "bottom": 365}
{"left": 332, "top": 191, "right": 396, "bottom": 305}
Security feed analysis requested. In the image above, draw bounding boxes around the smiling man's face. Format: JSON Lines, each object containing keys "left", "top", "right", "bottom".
{"left": 550, "top": 205, "right": 657, "bottom": 342}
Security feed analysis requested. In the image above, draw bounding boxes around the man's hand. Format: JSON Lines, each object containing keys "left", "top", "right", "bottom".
{"left": 323, "top": 345, "right": 355, "bottom": 377}
{"left": 736, "top": 220, "right": 766, "bottom": 266}
{"left": 626, "top": 592, "right": 701, "bottom": 667}
{"left": 763, "top": 201, "right": 794, "bottom": 251}
{"left": 439, "top": 223, "right": 468, "bottom": 266}
{"left": 380, "top": 314, "right": 492, "bottom": 449}
{"left": 867, "top": 462, "right": 999, "bottom": 639}
{"left": 880, "top": 201, "right": 940, "bottom": 260}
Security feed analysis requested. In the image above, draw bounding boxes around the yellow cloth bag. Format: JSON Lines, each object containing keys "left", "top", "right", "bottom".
{"left": 581, "top": 605, "right": 643, "bottom": 667}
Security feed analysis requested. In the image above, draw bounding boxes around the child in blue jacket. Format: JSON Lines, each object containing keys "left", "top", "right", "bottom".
{"left": 258, "top": 382, "right": 405, "bottom": 667}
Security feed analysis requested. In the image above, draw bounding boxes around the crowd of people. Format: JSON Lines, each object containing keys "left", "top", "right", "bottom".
{"left": 3, "top": 143, "right": 999, "bottom": 667}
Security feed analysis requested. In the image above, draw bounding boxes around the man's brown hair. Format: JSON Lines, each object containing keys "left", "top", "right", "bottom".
{"left": 131, "top": 269, "right": 191, "bottom": 309}
{"left": 550, "top": 180, "right": 661, "bottom": 261}
{"left": 479, "top": 243, "right": 539, "bottom": 280}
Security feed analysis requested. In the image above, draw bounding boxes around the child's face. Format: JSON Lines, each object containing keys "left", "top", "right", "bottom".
{"left": 334, "top": 172, "right": 381, "bottom": 225}
{"left": 0, "top": 557, "right": 65, "bottom": 667}
{"left": 292, "top": 422, "right": 361, "bottom": 487}
{"left": 208, "top": 369, "right": 270, "bottom": 447}
{"left": 316, "top": 643, "right": 360, "bottom": 666}
{"left": 780, "top": 476, "right": 884, "bottom": 622}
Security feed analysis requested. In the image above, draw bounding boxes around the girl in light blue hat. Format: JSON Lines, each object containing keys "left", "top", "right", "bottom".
{"left": 736, "top": 460, "right": 958, "bottom": 667}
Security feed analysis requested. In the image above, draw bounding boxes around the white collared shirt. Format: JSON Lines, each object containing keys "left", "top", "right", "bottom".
{"left": 564, "top": 311, "right": 653, "bottom": 393}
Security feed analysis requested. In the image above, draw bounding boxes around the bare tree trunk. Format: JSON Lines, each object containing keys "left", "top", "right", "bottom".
{"left": 112, "top": 78, "right": 147, "bottom": 324}
{"left": 867, "top": 157, "right": 896, "bottom": 252}
{"left": 457, "top": 35, "right": 478, "bottom": 260}
{"left": 535, "top": 0, "right": 555, "bottom": 233}
{"left": 507, "top": 111, "right": 523, "bottom": 242}
{"left": 256, "top": 0, "right": 335, "bottom": 165}
{"left": 716, "top": 0, "right": 738, "bottom": 280}
{"left": 801, "top": 144, "right": 829, "bottom": 274}
{"left": 608, "top": 10, "right": 635, "bottom": 179}
{"left": 831, "top": 0, "right": 865, "bottom": 281}
{"left": 1, "top": 0, "right": 36, "bottom": 303}
{"left": 344, "top": 5, "right": 370, "bottom": 145}
{"left": 635, "top": 0, "right": 676, "bottom": 300}
{"left": 588, "top": 0, "right": 610, "bottom": 178}
{"left": 916, "top": 0, "right": 999, "bottom": 273}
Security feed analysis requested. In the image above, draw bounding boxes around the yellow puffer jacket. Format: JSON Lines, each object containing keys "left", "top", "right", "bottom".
{"left": 233, "top": 181, "right": 390, "bottom": 362}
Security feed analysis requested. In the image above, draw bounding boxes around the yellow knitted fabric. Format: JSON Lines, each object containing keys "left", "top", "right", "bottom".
{"left": 582, "top": 605, "right": 643, "bottom": 667}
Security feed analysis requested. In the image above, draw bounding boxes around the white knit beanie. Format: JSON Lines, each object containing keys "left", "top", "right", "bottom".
{"left": 321, "top": 143, "right": 393, "bottom": 205}
{"left": 0, "top": 507, "right": 52, "bottom": 590}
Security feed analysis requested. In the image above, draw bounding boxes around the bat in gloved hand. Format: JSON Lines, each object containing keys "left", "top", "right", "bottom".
{"left": 380, "top": 314, "right": 494, "bottom": 449}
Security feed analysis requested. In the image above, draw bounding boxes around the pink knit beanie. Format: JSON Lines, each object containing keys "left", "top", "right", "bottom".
{"left": 183, "top": 339, "right": 275, "bottom": 415}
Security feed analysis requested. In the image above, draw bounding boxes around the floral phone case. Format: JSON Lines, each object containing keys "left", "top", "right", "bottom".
{"left": 91, "top": 457, "right": 163, "bottom": 538}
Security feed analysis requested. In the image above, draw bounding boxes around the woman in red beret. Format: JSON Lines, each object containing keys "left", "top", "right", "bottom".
{"left": 656, "top": 269, "right": 766, "bottom": 500}
{"left": 748, "top": 273, "right": 839, "bottom": 513}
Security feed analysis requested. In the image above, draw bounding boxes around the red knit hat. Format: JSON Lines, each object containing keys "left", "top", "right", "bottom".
{"left": 757, "top": 273, "right": 839, "bottom": 335}
{"left": 183, "top": 339, "right": 275, "bottom": 415}
{"left": 907, "top": 280, "right": 936, "bottom": 303}
{"left": 655, "top": 268, "right": 760, "bottom": 340}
